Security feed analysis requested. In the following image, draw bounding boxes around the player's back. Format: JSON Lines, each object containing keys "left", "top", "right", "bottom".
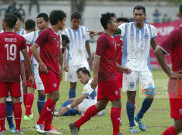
{"left": 0, "top": 32, "right": 26, "bottom": 82}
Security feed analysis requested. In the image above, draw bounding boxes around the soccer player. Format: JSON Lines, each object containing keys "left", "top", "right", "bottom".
{"left": 32, "top": 10, "right": 66, "bottom": 134}
{"left": 57, "top": 67, "right": 104, "bottom": 116}
{"left": 69, "top": 12, "right": 131, "bottom": 135}
{"left": 155, "top": 4, "right": 182, "bottom": 135}
{"left": 63, "top": 11, "right": 92, "bottom": 99}
{"left": 23, "top": 19, "right": 36, "bottom": 120}
{"left": 118, "top": 6, "right": 158, "bottom": 132}
{"left": 0, "top": 14, "right": 34, "bottom": 134}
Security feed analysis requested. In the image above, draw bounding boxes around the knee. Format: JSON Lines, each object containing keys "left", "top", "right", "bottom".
{"left": 70, "top": 83, "right": 77, "bottom": 89}
{"left": 12, "top": 97, "right": 20, "bottom": 104}
{"left": 96, "top": 103, "right": 107, "bottom": 111}
{"left": 174, "top": 120, "right": 182, "bottom": 132}
{"left": 38, "top": 90, "right": 45, "bottom": 97}
{"left": 51, "top": 93, "right": 60, "bottom": 102}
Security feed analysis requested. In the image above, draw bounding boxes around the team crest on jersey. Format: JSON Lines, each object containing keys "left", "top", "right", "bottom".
{"left": 129, "top": 82, "right": 135, "bottom": 89}
{"left": 53, "top": 83, "right": 57, "bottom": 88}
{"left": 144, "top": 33, "right": 149, "bottom": 39}
{"left": 115, "top": 91, "right": 118, "bottom": 95}
{"left": 179, "top": 108, "right": 182, "bottom": 114}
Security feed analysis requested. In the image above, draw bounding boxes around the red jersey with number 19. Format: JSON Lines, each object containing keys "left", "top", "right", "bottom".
{"left": 0, "top": 32, "right": 26, "bottom": 82}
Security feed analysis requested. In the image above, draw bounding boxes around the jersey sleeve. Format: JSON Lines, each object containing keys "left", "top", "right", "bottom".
{"left": 160, "top": 29, "right": 180, "bottom": 54}
{"left": 35, "top": 30, "right": 49, "bottom": 46}
{"left": 85, "top": 27, "right": 90, "bottom": 41}
{"left": 118, "top": 23, "right": 125, "bottom": 37}
{"left": 82, "top": 83, "right": 94, "bottom": 95}
{"left": 151, "top": 25, "right": 157, "bottom": 39}
{"left": 95, "top": 35, "right": 108, "bottom": 57}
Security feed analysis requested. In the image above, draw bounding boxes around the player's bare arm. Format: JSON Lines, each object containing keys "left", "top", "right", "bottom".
{"left": 59, "top": 94, "right": 87, "bottom": 115}
{"left": 151, "top": 38, "right": 158, "bottom": 51}
{"left": 63, "top": 47, "right": 69, "bottom": 72}
{"left": 91, "top": 55, "right": 100, "bottom": 89}
{"left": 21, "top": 49, "right": 34, "bottom": 86}
{"left": 20, "top": 61, "right": 26, "bottom": 87}
{"left": 155, "top": 47, "right": 182, "bottom": 79}
{"left": 116, "top": 63, "right": 132, "bottom": 74}
{"left": 31, "top": 43, "right": 48, "bottom": 74}
{"left": 85, "top": 41, "right": 92, "bottom": 68}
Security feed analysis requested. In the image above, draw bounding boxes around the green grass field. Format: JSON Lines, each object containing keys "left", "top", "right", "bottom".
{"left": 5, "top": 70, "right": 182, "bottom": 135}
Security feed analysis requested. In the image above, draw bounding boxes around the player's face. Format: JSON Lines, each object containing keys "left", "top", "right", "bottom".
{"left": 109, "top": 17, "right": 118, "bottom": 32}
{"left": 14, "top": 18, "right": 21, "bottom": 29}
{"left": 71, "top": 19, "right": 81, "bottom": 30}
{"left": 36, "top": 17, "right": 49, "bottom": 31}
{"left": 77, "top": 71, "right": 89, "bottom": 84}
{"left": 133, "top": 9, "right": 146, "bottom": 25}
{"left": 58, "top": 18, "right": 66, "bottom": 30}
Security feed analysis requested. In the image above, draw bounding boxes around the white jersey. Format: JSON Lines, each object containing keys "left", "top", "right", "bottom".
{"left": 63, "top": 26, "right": 90, "bottom": 66}
{"left": 82, "top": 78, "right": 97, "bottom": 101}
{"left": 118, "top": 22, "right": 157, "bottom": 71}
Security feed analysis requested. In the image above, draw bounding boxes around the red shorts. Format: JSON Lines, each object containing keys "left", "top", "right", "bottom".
{"left": 168, "top": 79, "right": 182, "bottom": 119}
{"left": 116, "top": 73, "right": 123, "bottom": 88}
{"left": 26, "top": 78, "right": 36, "bottom": 89}
{"left": 97, "top": 80, "right": 121, "bottom": 102}
{"left": 40, "top": 71, "right": 60, "bottom": 94}
{"left": 0, "top": 82, "right": 21, "bottom": 97}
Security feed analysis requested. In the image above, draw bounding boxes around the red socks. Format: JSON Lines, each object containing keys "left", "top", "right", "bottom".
{"left": 111, "top": 107, "right": 121, "bottom": 135}
{"left": 25, "top": 93, "right": 34, "bottom": 116}
{"left": 23, "top": 94, "right": 27, "bottom": 108}
{"left": 0, "top": 103, "right": 5, "bottom": 131}
{"left": 162, "top": 126, "right": 178, "bottom": 135}
{"left": 44, "top": 106, "right": 54, "bottom": 131}
{"left": 75, "top": 105, "right": 99, "bottom": 129}
{"left": 13, "top": 103, "right": 22, "bottom": 131}
{"left": 37, "top": 98, "right": 55, "bottom": 125}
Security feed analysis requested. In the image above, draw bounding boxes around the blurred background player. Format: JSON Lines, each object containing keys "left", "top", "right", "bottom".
{"left": 0, "top": 14, "right": 34, "bottom": 134}
{"left": 155, "top": 4, "right": 182, "bottom": 135}
{"left": 32, "top": 10, "right": 66, "bottom": 134}
{"left": 57, "top": 67, "right": 104, "bottom": 116}
{"left": 23, "top": 19, "right": 36, "bottom": 121}
{"left": 63, "top": 11, "right": 92, "bottom": 99}
{"left": 29, "top": 0, "right": 40, "bottom": 16}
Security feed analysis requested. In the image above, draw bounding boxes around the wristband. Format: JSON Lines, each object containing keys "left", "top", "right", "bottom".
{"left": 66, "top": 104, "right": 71, "bottom": 109}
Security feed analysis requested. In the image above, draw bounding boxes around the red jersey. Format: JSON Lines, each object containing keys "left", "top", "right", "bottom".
{"left": 24, "top": 41, "right": 32, "bottom": 79}
{"left": 35, "top": 28, "right": 61, "bottom": 77}
{"left": 0, "top": 32, "right": 26, "bottom": 82}
{"left": 114, "top": 35, "right": 123, "bottom": 74}
{"left": 160, "top": 26, "right": 182, "bottom": 72}
{"left": 95, "top": 33, "right": 116, "bottom": 82}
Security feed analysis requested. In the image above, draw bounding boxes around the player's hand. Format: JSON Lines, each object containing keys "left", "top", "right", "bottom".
{"left": 169, "top": 72, "right": 182, "bottom": 80}
{"left": 58, "top": 107, "right": 68, "bottom": 116}
{"left": 88, "top": 31, "right": 97, "bottom": 38}
{"left": 91, "top": 77, "right": 98, "bottom": 89}
{"left": 120, "top": 67, "right": 132, "bottom": 74}
{"left": 29, "top": 75, "right": 34, "bottom": 86}
{"left": 22, "top": 79, "right": 26, "bottom": 87}
{"left": 40, "top": 63, "right": 48, "bottom": 74}
{"left": 64, "top": 63, "right": 69, "bottom": 72}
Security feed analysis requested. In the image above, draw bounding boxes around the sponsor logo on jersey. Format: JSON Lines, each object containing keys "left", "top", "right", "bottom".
{"left": 130, "top": 82, "right": 135, "bottom": 89}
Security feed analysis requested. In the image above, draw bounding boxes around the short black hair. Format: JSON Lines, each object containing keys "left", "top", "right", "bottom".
{"left": 71, "top": 11, "right": 81, "bottom": 20}
{"left": 12, "top": 11, "right": 22, "bottom": 21}
{"left": 77, "top": 67, "right": 90, "bottom": 77}
{"left": 3, "top": 14, "right": 17, "bottom": 28}
{"left": 133, "top": 5, "right": 146, "bottom": 14}
{"left": 49, "top": 10, "right": 66, "bottom": 25}
{"left": 61, "top": 35, "right": 70, "bottom": 44}
{"left": 180, "top": 4, "right": 182, "bottom": 14}
{"left": 37, "top": 13, "right": 49, "bottom": 22}
{"left": 117, "top": 17, "right": 130, "bottom": 23}
{"left": 25, "top": 19, "right": 36, "bottom": 31}
{"left": 100, "top": 12, "right": 116, "bottom": 30}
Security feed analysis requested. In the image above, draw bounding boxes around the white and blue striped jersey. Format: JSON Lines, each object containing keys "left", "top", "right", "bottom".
{"left": 62, "top": 26, "right": 90, "bottom": 65}
{"left": 118, "top": 22, "right": 157, "bottom": 71}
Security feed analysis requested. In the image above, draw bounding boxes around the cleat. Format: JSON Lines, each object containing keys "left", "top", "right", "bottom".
{"left": 69, "top": 122, "right": 79, "bottom": 135}
{"left": 50, "top": 124, "right": 57, "bottom": 132}
{"left": 9, "top": 126, "right": 15, "bottom": 133}
{"left": 129, "top": 126, "right": 140, "bottom": 133}
{"left": 15, "top": 130, "right": 24, "bottom": 134}
{"left": 35, "top": 124, "right": 45, "bottom": 134}
{"left": 118, "top": 133, "right": 123, "bottom": 135}
{"left": 29, "top": 113, "right": 34, "bottom": 119}
{"left": 0, "top": 131, "right": 6, "bottom": 134}
{"left": 135, "top": 115, "right": 146, "bottom": 131}
{"left": 23, "top": 115, "right": 31, "bottom": 120}
{"left": 44, "top": 130, "right": 62, "bottom": 134}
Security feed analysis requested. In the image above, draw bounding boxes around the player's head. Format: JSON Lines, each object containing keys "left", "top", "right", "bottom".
{"left": 12, "top": 11, "right": 22, "bottom": 30}
{"left": 100, "top": 12, "right": 117, "bottom": 32}
{"left": 25, "top": 19, "right": 36, "bottom": 32}
{"left": 117, "top": 17, "right": 130, "bottom": 25}
{"left": 77, "top": 67, "right": 90, "bottom": 84}
{"left": 2, "top": 14, "right": 17, "bottom": 30}
{"left": 61, "top": 34, "right": 70, "bottom": 47}
{"left": 36, "top": 13, "right": 49, "bottom": 31}
{"left": 178, "top": 4, "right": 182, "bottom": 20}
{"left": 71, "top": 11, "right": 81, "bottom": 30}
{"left": 49, "top": 10, "right": 66, "bottom": 30}
{"left": 133, "top": 5, "right": 146, "bottom": 25}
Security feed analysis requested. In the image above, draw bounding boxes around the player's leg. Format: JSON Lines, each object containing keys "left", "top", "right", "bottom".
{"left": 69, "top": 82, "right": 77, "bottom": 99}
{"left": 23, "top": 85, "right": 27, "bottom": 108}
{"left": 0, "top": 93, "right": 6, "bottom": 133}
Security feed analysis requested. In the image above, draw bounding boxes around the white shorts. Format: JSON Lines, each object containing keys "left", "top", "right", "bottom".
{"left": 122, "top": 70, "right": 155, "bottom": 92}
{"left": 33, "top": 64, "right": 44, "bottom": 90}
{"left": 78, "top": 99, "right": 96, "bottom": 114}
{"left": 65, "top": 63, "right": 90, "bottom": 82}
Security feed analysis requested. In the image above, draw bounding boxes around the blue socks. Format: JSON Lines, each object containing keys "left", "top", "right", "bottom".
{"left": 5, "top": 101, "right": 14, "bottom": 129}
{"left": 59, "top": 100, "right": 78, "bottom": 116}
{"left": 126, "top": 102, "right": 135, "bottom": 127}
{"left": 37, "top": 96, "right": 46, "bottom": 115}
{"left": 69, "top": 88, "right": 76, "bottom": 99}
{"left": 137, "top": 98, "right": 153, "bottom": 119}
{"left": 60, "top": 100, "right": 72, "bottom": 108}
